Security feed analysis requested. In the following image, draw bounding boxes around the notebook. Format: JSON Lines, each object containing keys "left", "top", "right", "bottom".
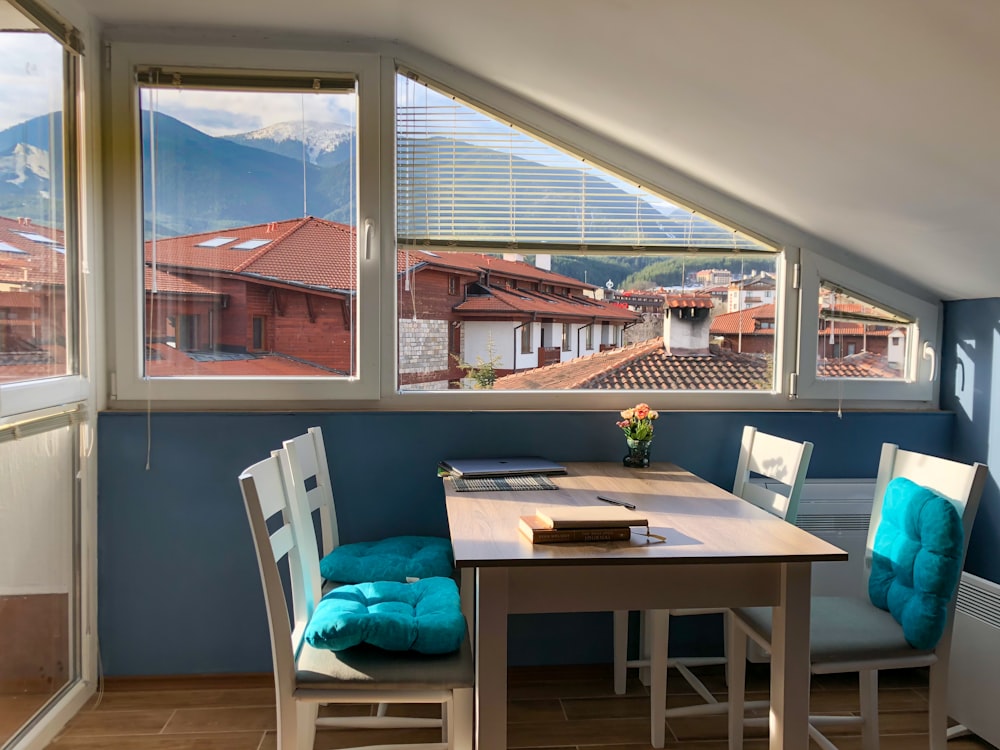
{"left": 535, "top": 505, "right": 647, "bottom": 529}
{"left": 439, "top": 456, "right": 567, "bottom": 478}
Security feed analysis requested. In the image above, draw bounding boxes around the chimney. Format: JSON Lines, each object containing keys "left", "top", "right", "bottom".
{"left": 662, "top": 294, "right": 713, "bottom": 356}
{"left": 534, "top": 254, "right": 551, "bottom": 271}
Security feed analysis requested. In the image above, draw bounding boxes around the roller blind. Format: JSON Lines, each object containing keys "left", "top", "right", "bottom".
{"left": 396, "top": 73, "right": 775, "bottom": 254}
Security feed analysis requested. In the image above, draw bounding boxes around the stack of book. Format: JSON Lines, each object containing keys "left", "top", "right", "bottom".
{"left": 518, "top": 505, "right": 646, "bottom": 544}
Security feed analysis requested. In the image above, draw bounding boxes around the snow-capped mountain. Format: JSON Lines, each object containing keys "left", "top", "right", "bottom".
{"left": 1, "top": 143, "right": 52, "bottom": 187}
{"left": 226, "top": 121, "right": 355, "bottom": 166}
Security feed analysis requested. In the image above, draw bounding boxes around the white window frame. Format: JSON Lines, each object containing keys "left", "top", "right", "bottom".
{"left": 106, "top": 43, "right": 381, "bottom": 404}
{"left": 0, "top": 10, "right": 88, "bottom": 419}
{"left": 100, "top": 47, "right": 945, "bottom": 412}
{"left": 795, "top": 249, "right": 940, "bottom": 402}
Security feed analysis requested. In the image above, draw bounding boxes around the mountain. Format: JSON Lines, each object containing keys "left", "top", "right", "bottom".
{"left": 139, "top": 112, "right": 353, "bottom": 236}
{"left": 0, "top": 113, "right": 65, "bottom": 225}
{"left": 0, "top": 111, "right": 767, "bottom": 291}
{"left": 225, "top": 121, "right": 355, "bottom": 167}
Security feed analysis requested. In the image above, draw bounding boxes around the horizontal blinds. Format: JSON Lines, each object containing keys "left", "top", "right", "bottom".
{"left": 6, "top": 0, "right": 83, "bottom": 54}
{"left": 396, "top": 74, "right": 774, "bottom": 253}
{"left": 0, "top": 404, "right": 85, "bottom": 444}
{"left": 137, "top": 67, "right": 355, "bottom": 93}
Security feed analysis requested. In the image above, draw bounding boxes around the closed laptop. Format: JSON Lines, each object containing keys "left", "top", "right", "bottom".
{"left": 439, "top": 456, "right": 567, "bottom": 478}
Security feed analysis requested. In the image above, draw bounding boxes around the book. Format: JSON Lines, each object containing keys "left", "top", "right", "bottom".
{"left": 535, "top": 505, "right": 646, "bottom": 530}
{"left": 518, "top": 515, "right": 633, "bottom": 544}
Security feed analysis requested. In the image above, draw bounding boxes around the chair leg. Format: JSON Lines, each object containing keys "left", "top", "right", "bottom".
{"left": 726, "top": 612, "right": 747, "bottom": 750}
{"left": 648, "top": 609, "right": 669, "bottom": 748}
{"left": 928, "top": 659, "right": 949, "bottom": 750}
{"left": 279, "top": 700, "right": 316, "bottom": 750}
{"left": 859, "top": 669, "right": 879, "bottom": 750}
{"left": 613, "top": 609, "right": 629, "bottom": 695}
{"left": 450, "top": 687, "right": 474, "bottom": 750}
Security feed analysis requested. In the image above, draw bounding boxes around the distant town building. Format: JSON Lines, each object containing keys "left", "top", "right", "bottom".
{"left": 494, "top": 293, "right": 771, "bottom": 390}
{"left": 727, "top": 272, "right": 776, "bottom": 312}
{"left": 695, "top": 268, "right": 732, "bottom": 287}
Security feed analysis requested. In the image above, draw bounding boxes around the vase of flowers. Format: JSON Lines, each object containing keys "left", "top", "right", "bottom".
{"left": 617, "top": 403, "right": 658, "bottom": 468}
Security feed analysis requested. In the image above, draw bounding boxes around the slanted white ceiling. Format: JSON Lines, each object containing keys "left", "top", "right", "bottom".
{"left": 73, "top": 0, "right": 1000, "bottom": 300}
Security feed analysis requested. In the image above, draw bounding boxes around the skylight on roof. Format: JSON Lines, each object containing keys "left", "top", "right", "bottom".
{"left": 12, "top": 231, "right": 58, "bottom": 244}
{"left": 232, "top": 239, "right": 271, "bottom": 250}
{"left": 195, "top": 236, "right": 238, "bottom": 248}
{"left": 0, "top": 242, "right": 27, "bottom": 254}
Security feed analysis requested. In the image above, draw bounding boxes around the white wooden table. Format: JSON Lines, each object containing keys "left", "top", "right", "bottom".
{"left": 443, "top": 461, "right": 847, "bottom": 750}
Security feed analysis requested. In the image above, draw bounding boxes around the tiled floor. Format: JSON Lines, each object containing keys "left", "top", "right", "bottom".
{"left": 43, "top": 664, "right": 998, "bottom": 749}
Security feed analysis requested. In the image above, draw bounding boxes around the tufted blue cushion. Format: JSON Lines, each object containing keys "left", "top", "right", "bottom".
{"left": 868, "top": 477, "right": 964, "bottom": 650}
{"left": 304, "top": 577, "right": 466, "bottom": 654}
{"left": 319, "top": 536, "right": 454, "bottom": 584}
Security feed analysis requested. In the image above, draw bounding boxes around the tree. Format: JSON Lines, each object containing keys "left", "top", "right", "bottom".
{"left": 453, "top": 334, "right": 503, "bottom": 389}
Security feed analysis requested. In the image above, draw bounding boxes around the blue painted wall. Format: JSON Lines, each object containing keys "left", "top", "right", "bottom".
{"left": 97, "top": 409, "right": 953, "bottom": 675}
{"left": 942, "top": 298, "right": 1000, "bottom": 583}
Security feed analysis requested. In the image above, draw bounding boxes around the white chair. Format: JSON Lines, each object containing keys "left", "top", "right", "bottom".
{"left": 277, "top": 427, "right": 338, "bottom": 567}
{"left": 277, "top": 426, "right": 459, "bottom": 729}
{"left": 239, "top": 452, "right": 473, "bottom": 750}
{"left": 613, "top": 425, "right": 814, "bottom": 719}
{"left": 726, "top": 443, "right": 988, "bottom": 750}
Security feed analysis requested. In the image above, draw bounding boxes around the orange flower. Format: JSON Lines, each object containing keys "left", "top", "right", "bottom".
{"left": 616, "top": 402, "right": 659, "bottom": 441}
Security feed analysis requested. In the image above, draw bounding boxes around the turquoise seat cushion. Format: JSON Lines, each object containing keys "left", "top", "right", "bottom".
{"left": 868, "top": 476, "right": 964, "bottom": 650}
{"left": 304, "top": 577, "right": 466, "bottom": 654}
{"left": 319, "top": 536, "right": 453, "bottom": 584}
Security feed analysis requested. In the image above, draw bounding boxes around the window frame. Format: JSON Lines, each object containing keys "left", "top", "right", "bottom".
{"left": 100, "top": 48, "right": 944, "bottom": 412}
{"left": 794, "top": 249, "right": 940, "bottom": 402}
{"left": 0, "top": 12, "right": 87, "bottom": 418}
{"left": 106, "top": 43, "right": 381, "bottom": 404}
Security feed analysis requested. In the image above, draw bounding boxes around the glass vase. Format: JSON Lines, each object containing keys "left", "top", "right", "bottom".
{"left": 623, "top": 438, "right": 652, "bottom": 468}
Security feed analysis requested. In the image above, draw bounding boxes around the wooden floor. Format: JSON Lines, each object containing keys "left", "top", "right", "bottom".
{"left": 43, "top": 664, "right": 998, "bottom": 750}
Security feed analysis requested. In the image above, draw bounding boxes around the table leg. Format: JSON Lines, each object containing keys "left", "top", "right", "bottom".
{"left": 769, "top": 562, "right": 811, "bottom": 750}
{"left": 476, "top": 567, "right": 508, "bottom": 750}
{"left": 461, "top": 568, "right": 476, "bottom": 652}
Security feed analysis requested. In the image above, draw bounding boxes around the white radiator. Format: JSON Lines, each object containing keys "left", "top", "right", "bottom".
{"left": 948, "top": 572, "right": 1000, "bottom": 747}
{"left": 746, "top": 477, "right": 875, "bottom": 662}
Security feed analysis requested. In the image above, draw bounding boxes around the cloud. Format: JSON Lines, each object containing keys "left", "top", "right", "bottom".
{"left": 143, "top": 88, "right": 356, "bottom": 136}
{"left": 0, "top": 33, "right": 64, "bottom": 130}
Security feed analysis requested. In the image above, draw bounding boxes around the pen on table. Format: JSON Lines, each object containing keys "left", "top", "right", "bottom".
{"left": 597, "top": 495, "right": 636, "bottom": 510}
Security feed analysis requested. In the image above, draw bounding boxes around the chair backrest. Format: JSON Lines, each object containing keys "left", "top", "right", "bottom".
{"left": 866, "top": 443, "right": 988, "bottom": 581}
{"left": 732, "top": 425, "right": 814, "bottom": 523}
{"left": 279, "top": 426, "right": 339, "bottom": 556}
{"left": 863, "top": 444, "right": 988, "bottom": 657}
{"left": 238, "top": 453, "right": 325, "bottom": 688}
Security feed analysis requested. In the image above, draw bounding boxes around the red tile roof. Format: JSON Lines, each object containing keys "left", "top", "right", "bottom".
{"left": 145, "top": 267, "right": 223, "bottom": 296}
{"left": 145, "top": 218, "right": 607, "bottom": 298}
{"left": 493, "top": 337, "right": 771, "bottom": 390}
{"left": 817, "top": 351, "right": 901, "bottom": 379}
{"left": 455, "top": 284, "right": 638, "bottom": 322}
{"left": 710, "top": 303, "right": 775, "bottom": 335}
{"left": 146, "top": 218, "right": 355, "bottom": 292}
{"left": 400, "top": 247, "right": 599, "bottom": 291}
{"left": 0, "top": 216, "right": 66, "bottom": 286}
{"left": 664, "top": 293, "right": 714, "bottom": 310}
